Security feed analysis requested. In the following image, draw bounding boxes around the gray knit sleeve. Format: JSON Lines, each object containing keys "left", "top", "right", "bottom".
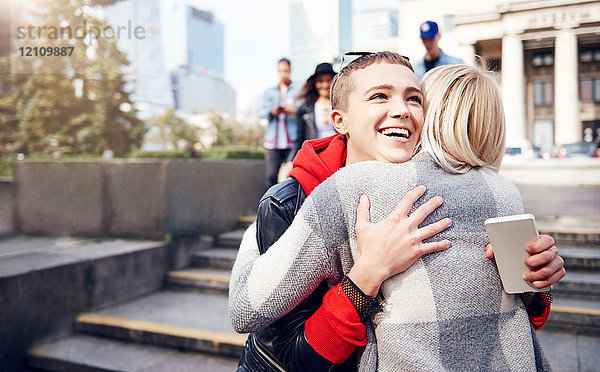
{"left": 228, "top": 177, "right": 348, "bottom": 333}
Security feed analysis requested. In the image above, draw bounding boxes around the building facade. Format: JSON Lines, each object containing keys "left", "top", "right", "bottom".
{"left": 162, "top": 2, "right": 235, "bottom": 116}
{"left": 289, "top": 0, "right": 353, "bottom": 81}
{"left": 102, "top": 0, "right": 174, "bottom": 118}
{"left": 352, "top": 8, "right": 398, "bottom": 51}
{"left": 171, "top": 65, "right": 236, "bottom": 115}
{"left": 397, "top": 0, "right": 600, "bottom": 149}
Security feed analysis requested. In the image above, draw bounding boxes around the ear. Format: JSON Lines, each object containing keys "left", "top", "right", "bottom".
{"left": 331, "top": 109, "right": 348, "bottom": 135}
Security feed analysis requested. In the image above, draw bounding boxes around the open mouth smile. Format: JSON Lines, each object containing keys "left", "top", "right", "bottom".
{"left": 379, "top": 127, "right": 411, "bottom": 140}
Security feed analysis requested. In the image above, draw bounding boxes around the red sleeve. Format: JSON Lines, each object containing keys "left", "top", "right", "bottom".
{"left": 529, "top": 303, "right": 551, "bottom": 330}
{"left": 304, "top": 283, "right": 367, "bottom": 364}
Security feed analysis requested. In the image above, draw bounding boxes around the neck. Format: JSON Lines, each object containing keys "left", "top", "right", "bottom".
{"left": 316, "top": 96, "right": 330, "bottom": 105}
{"left": 425, "top": 48, "right": 441, "bottom": 61}
{"left": 280, "top": 81, "right": 290, "bottom": 88}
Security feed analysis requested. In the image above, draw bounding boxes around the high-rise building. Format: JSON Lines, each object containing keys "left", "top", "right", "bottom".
{"left": 352, "top": 8, "right": 398, "bottom": 51}
{"left": 162, "top": 1, "right": 235, "bottom": 116}
{"left": 162, "top": 2, "right": 224, "bottom": 76}
{"left": 102, "top": 0, "right": 174, "bottom": 118}
{"left": 289, "top": 0, "right": 352, "bottom": 81}
{"left": 171, "top": 65, "right": 236, "bottom": 115}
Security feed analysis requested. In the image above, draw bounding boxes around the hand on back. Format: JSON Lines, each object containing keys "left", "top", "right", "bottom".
{"left": 348, "top": 185, "right": 452, "bottom": 296}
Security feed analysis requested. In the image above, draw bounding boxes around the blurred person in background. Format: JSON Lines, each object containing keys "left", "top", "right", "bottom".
{"left": 281, "top": 62, "right": 338, "bottom": 176}
{"left": 414, "top": 21, "right": 463, "bottom": 81}
{"left": 260, "top": 58, "right": 301, "bottom": 188}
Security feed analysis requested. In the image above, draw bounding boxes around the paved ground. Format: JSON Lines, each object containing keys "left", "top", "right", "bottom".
{"left": 537, "top": 330, "right": 600, "bottom": 372}
{"left": 518, "top": 185, "right": 600, "bottom": 221}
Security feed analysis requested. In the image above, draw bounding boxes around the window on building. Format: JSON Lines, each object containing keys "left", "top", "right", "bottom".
{"left": 580, "top": 78, "right": 600, "bottom": 102}
{"left": 579, "top": 48, "right": 600, "bottom": 63}
{"left": 581, "top": 78, "right": 593, "bottom": 101}
{"left": 532, "top": 52, "right": 553, "bottom": 67}
{"left": 533, "top": 81, "right": 553, "bottom": 106}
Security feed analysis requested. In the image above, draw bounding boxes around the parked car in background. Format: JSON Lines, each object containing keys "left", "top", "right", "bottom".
{"left": 555, "top": 142, "right": 599, "bottom": 158}
{"left": 504, "top": 140, "right": 535, "bottom": 159}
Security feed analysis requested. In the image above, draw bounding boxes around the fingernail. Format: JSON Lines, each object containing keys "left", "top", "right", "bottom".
{"left": 445, "top": 240, "right": 451, "bottom": 247}
{"left": 522, "top": 274, "right": 529, "bottom": 281}
{"left": 436, "top": 196, "right": 443, "bottom": 204}
{"left": 360, "top": 195, "right": 366, "bottom": 203}
{"left": 419, "top": 185, "right": 426, "bottom": 192}
{"left": 445, "top": 218, "right": 452, "bottom": 226}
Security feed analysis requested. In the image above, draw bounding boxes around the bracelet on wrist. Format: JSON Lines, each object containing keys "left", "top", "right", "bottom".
{"left": 521, "top": 291, "right": 553, "bottom": 314}
{"left": 341, "top": 276, "right": 383, "bottom": 322}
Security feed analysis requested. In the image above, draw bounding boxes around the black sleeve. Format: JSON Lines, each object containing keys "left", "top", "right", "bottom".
{"left": 255, "top": 192, "right": 295, "bottom": 254}
{"left": 287, "top": 104, "right": 308, "bottom": 163}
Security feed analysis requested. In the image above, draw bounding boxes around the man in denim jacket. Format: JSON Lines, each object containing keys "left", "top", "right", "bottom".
{"left": 413, "top": 21, "right": 463, "bottom": 81}
{"left": 259, "top": 58, "right": 301, "bottom": 188}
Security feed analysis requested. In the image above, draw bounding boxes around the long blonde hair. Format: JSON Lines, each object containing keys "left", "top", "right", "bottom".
{"left": 420, "top": 64, "right": 506, "bottom": 173}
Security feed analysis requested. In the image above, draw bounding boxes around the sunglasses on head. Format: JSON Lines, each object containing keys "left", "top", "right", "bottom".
{"left": 338, "top": 51, "right": 410, "bottom": 72}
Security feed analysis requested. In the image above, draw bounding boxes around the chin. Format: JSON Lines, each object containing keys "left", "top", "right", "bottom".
{"left": 384, "top": 152, "right": 413, "bottom": 164}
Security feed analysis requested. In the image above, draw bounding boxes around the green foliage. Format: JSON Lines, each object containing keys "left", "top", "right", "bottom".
{"left": 0, "top": 158, "right": 14, "bottom": 177}
{"left": 203, "top": 146, "right": 264, "bottom": 160}
{"left": 0, "top": 0, "right": 146, "bottom": 157}
{"left": 126, "top": 146, "right": 264, "bottom": 160}
{"left": 126, "top": 150, "right": 189, "bottom": 159}
{"left": 147, "top": 109, "right": 197, "bottom": 150}
{"left": 205, "top": 110, "right": 264, "bottom": 148}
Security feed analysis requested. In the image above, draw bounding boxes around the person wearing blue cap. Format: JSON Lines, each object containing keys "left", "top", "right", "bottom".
{"left": 414, "top": 20, "right": 463, "bottom": 81}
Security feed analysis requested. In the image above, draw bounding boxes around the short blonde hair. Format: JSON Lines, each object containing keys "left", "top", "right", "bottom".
{"left": 420, "top": 64, "right": 506, "bottom": 173}
{"left": 331, "top": 51, "right": 413, "bottom": 111}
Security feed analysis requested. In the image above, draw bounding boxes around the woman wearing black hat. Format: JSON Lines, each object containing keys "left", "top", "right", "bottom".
{"left": 289, "top": 62, "right": 337, "bottom": 161}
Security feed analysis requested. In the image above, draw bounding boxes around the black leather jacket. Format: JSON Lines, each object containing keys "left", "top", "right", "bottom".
{"left": 237, "top": 177, "right": 358, "bottom": 372}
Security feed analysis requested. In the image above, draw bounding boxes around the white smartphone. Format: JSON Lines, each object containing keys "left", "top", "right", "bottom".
{"left": 484, "top": 214, "right": 551, "bottom": 294}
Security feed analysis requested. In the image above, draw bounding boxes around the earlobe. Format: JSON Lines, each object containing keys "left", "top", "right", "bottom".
{"left": 331, "top": 110, "right": 348, "bottom": 135}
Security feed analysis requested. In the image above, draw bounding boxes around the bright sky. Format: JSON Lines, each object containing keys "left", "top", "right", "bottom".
{"left": 190, "top": 0, "right": 400, "bottom": 114}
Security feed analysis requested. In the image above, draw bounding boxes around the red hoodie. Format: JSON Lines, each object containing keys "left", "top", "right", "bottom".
{"left": 284, "top": 134, "right": 551, "bottom": 364}
{"left": 289, "top": 134, "right": 347, "bottom": 195}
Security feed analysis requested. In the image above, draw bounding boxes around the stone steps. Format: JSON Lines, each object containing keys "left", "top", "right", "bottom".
{"left": 28, "top": 334, "right": 239, "bottom": 372}
{"left": 214, "top": 229, "right": 246, "bottom": 249}
{"left": 546, "top": 295, "right": 600, "bottom": 335}
{"left": 192, "top": 248, "right": 238, "bottom": 270}
{"left": 537, "top": 221, "right": 600, "bottom": 247}
{"left": 22, "top": 217, "right": 600, "bottom": 371}
{"left": 0, "top": 236, "right": 172, "bottom": 371}
{"left": 27, "top": 290, "right": 246, "bottom": 371}
{"left": 73, "top": 290, "right": 246, "bottom": 357}
{"left": 552, "top": 270, "right": 600, "bottom": 299}
{"left": 560, "top": 245, "right": 600, "bottom": 271}
{"left": 167, "top": 267, "right": 231, "bottom": 293}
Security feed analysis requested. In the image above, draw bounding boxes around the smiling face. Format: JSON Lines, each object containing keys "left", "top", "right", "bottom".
{"left": 332, "top": 62, "right": 424, "bottom": 165}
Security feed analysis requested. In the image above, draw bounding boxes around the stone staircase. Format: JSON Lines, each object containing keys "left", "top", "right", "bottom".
{"left": 25, "top": 224, "right": 249, "bottom": 371}
{"left": 22, "top": 218, "right": 600, "bottom": 371}
{"left": 537, "top": 223, "right": 600, "bottom": 339}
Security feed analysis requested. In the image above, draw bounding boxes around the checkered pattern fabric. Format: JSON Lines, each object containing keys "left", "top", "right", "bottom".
{"left": 229, "top": 151, "right": 551, "bottom": 371}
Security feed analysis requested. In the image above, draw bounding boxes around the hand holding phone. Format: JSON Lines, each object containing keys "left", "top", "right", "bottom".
{"left": 484, "top": 214, "right": 551, "bottom": 294}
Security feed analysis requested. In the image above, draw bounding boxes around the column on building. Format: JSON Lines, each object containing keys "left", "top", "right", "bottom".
{"left": 501, "top": 34, "right": 526, "bottom": 143}
{"left": 554, "top": 28, "right": 580, "bottom": 145}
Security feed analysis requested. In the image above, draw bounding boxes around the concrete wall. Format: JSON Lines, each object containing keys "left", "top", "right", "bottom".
{"left": 14, "top": 159, "right": 266, "bottom": 239}
{"left": 0, "top": 177, "right": 15, "bottom": 236}
{"left": 16, "top": 163, "right": 105, "bottom": 236}
{"left": 166, "top": 160, "right": 266, "bottom": 235}
{"left": 105, "top": 161, "right": 168, "bottom": 238}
